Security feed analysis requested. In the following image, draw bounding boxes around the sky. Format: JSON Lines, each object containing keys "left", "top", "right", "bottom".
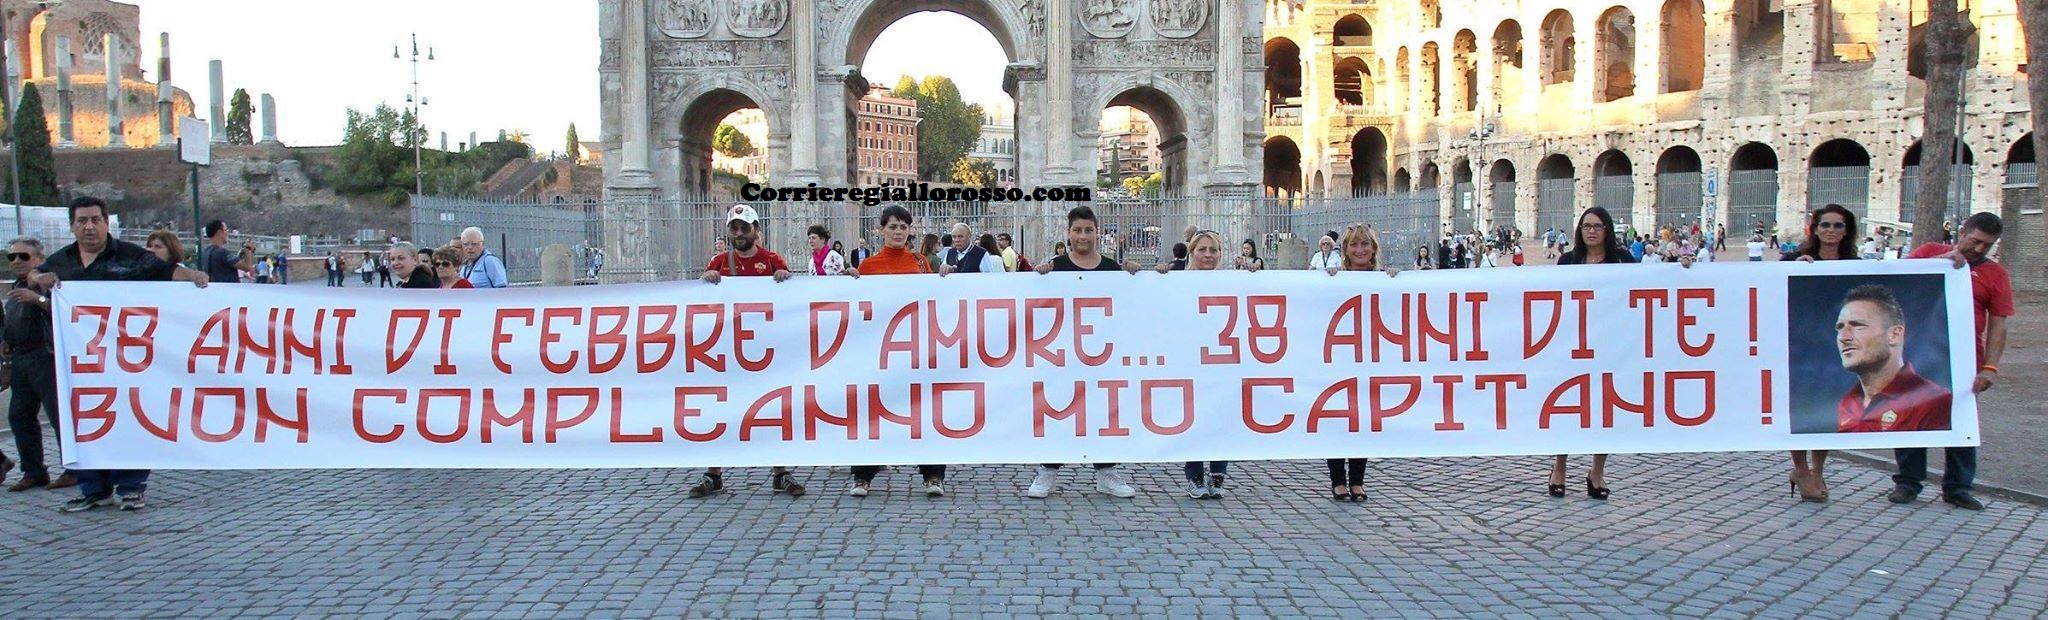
{"left": 131, "top": 3, "right": 1014, "bottom": 150}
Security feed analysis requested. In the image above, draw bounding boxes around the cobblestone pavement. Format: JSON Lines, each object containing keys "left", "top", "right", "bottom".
{"left": 2, "top": 449, "right": 2045, "bottom": 618}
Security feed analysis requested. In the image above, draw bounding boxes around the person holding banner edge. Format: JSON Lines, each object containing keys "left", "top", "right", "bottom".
{"left": 688, "top": 204, "right": 808, "bottom": 499}
{"left": 3, "top": 236, "right": 76, "bottom": 491}
{"left": 1322, "top": 224, "right": 1401, "bottom": 502}
{"left": 1548, "top": 207, "right": 1638, "bottom": 500}
{"left": 1891, "top": 212, "right": 2012, "bottom": 511}
{"left": 844, "top": 205, "right": 951, "bottom": 497}
{"left": 1028, "top": 206, "right": 1143, "bottom": 499}
{"left": 35, "top": 197, "right": 212, "bottom": 513}
{"left": 1782, "top": 203, "right": 1862, "bottom": 502}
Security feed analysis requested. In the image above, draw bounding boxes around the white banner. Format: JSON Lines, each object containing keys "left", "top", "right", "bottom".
{"left": 54, "top": 260, "right": 1979, "bottom": 469}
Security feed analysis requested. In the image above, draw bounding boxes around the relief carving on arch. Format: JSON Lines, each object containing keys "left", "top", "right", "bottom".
{"left": 659, "top": 0, "right": 715, "bottom": 39}
{"left": 1149, "top": 0, "right": 1205, "bottom": 39}
{"left": 1081, "top": 0, "right": 1137, "bottom": 38}
{"left": 727, "top": 0, "right": 788, "bottom": 38}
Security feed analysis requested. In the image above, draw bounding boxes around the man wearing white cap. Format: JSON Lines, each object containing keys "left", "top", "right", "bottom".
{"left": 688, "top": 204, "right": 807, "bottom": 498}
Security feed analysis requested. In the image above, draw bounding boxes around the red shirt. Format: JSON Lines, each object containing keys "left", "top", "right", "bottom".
{"left": 1909, "top": 243, "right": 2015, "bottom": 363}
{"left": 706, "top": 249, "right": 789, "bottom": 277}
{"left": 1837, "top": 364, "right": 1953, "bottom": 432}
{"left": 449, "top": 279, "right": 474, "bottom": 289}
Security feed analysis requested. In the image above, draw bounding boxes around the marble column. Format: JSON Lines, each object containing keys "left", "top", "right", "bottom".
{"left": 261, "top": 93, "right": 279, "bottom": 143}
{"left": 1210, "top": 0, "right": 1248, "bottom": 182}
{"left": 209, "top": 60, "right": 226, "bottom": 143}
{"left": 105, "top": 34, "right": 125, "bottom": 148}
{"left": 611, "top": 0, "right": 653, "bottom": 190}
{"left": 787, "top": 0, "right": 818, "bottom": 182}
{"left": 1043, "top": 0, "right": 1075, "bottom": 182}
{"left": 157, "top": 34, "right": 174, "bottom": 142}
{"left": 53, "top": 36, "right": 73, "bottom": 148}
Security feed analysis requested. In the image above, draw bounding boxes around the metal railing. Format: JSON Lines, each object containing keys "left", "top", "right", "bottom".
{"left": 1808, "top": 166, "right": 1872, "bottom": 218}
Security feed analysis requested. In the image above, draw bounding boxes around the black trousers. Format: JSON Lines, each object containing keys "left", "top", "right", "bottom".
{"left": 1327, "top": 458, "right": 1368, "bottom": 486}
{"left": 7, "top": 351, "right": 60, "bottom": 479}
{"left": 851, "top": 465, "right": 946, "bottom": 482}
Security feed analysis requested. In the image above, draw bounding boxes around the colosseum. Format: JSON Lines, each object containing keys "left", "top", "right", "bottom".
{"left": 1261, "top": 0, "right": 2041, "bottom": 286}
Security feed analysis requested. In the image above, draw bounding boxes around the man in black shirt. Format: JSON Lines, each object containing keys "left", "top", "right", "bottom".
{"left": 385, "top": 242, "right": 437, "bottom": 288}
{"left": 1026, "top": 206, "right": 1140, "bottom": 499}
{"left": 2, "top": 236, "right": 76, "bottom": 491}
{"left": 199, "top": 219, "right": 253, "bottom": 284}
{"left": 36, "top": 197, "right": 209, "bottom": 513}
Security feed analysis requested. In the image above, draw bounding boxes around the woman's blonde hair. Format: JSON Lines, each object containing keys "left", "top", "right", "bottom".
{"left": 1339, "top": 224, "right": 1381, "bottom": 271}
{"left": 1187, "top": 230, "right": 1226, "bottom": 269}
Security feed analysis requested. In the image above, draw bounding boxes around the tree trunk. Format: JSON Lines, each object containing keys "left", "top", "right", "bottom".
{"left": 2021, "top": 0, "right": 2048, "bottom": 274}
{"left": 1914, "top": 0, "right": 1973, "bottom": 250}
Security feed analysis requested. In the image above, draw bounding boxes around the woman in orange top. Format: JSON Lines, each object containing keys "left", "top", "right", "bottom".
{"left": 844, "top": 206, "right": 944, "bottom": 496}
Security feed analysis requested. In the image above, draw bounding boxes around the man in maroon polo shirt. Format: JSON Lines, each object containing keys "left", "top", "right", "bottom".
{"left": 1833, "top": 284, "right": 1953, "bottom": 434}
{"left": 1889, "top": 212, "right": 2013, "bottom": 510}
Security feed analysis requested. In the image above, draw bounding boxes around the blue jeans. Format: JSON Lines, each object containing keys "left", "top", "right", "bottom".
{"left": 74, "top": 469, "right": 149, "bottom": 498}
{"left": 1183, "top": 461, "right": 1228, "bottom": 483}
{"left": 1893, "top": 447, "right": 1975, "bottom": 494}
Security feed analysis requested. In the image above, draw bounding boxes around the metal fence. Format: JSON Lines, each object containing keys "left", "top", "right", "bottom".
{"left": 1538, "top": 178, "right": 1575, "bottom": 234}
{"left": 1727, "top": 169, "right": 1779, "bottom": 234}
{"left": 1594, "top": 175, "right": 1633, "bottom": 215}
{"left": 1899, "top": 164, "right": 1973, "bottom": 225}
{"left": 1450, "top": 182, "right": 1475, "bottom": 233}
{"left": 1654, "top": 172, "right": 1703, "bottom": 231}
{"left": 413, "top": 192, "right": 1446, "bottom": 284}
{"left": 1490, "top": 181, "right": 1516, "bottom": 230}
{"left": 1808, "top": 165, "right": 1871, "bottom": 218}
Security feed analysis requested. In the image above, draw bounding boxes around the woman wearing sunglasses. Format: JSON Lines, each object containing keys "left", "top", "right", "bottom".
{"left": 431, "top": 245, "right": 474, "bottom": 289}
{"left": 1547, "top": 207, "right": 1636, "bottom": 500}
{"left": 1778, "top": 203, "right": 1860, "bottom": 502}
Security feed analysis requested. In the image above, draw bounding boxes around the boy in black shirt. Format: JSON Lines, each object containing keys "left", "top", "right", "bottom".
{"left": 1026, "top": 206, "right": 1140, "bottom": 498}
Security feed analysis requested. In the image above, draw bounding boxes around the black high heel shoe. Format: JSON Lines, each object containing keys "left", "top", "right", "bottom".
{"left": 1585, "top": 477, "right": 1610, "bottom": 500}
{"left": 1331, "top": 485, "right": 1348, "bottom": 502}
{"left": 1547, "top": 483, "right": 1566, "bottom": 497}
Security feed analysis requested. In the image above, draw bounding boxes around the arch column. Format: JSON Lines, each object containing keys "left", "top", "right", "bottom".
{"left": 1633, "top": 9, "right": 1662, "bottom": 123}
{"left": 787, "top": 0, "right": 820, "bottom": 182}
{"left": 1701, "top": 0, "right": 1737, "bottom": 120}
{"left": 1634, "top": 162, "right": 1657, "bottom": 231}
{"left": 1043, "top": 0, "right": 1080, "bottom": 184}
{"left": 1872, "top": 1, "right": 1909, "bottom": 112}
{"left": 1210, "top": 0, "right": 1254, "bottom": 191}
{"left": 1780, "top": 0, "right": 1819, "bottom": 117}
{"left": 1573, "top": 12, "right": 1596, "bottom": 109}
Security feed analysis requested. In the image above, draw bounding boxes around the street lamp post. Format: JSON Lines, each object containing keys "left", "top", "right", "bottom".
{"left": 395, "top": 34, "right": 433, "bottom": 197}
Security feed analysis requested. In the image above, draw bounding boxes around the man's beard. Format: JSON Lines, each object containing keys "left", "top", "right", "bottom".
{"left": 731, "top": 237, "right": 755, "bottom": 252}
{"left": 1844, "top": 350, "right": 1891, "bottom": 376}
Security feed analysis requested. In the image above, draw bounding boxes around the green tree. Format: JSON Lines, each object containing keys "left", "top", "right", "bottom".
{"left": 565, "top": 123, "right": 581, "bottom": 161}
{"left": 226, "top": 89, "right": 254, "bottom": 145}
{"left": 11, "top": 84, "right": 60, "bottom": 206}
{"left": 713, "top": 124, "right": 755, "bottom": 158}
{"left": 1142, "top": 171, "right": 1164, "bottom": 196}
{"left": 951, "top": 157, "right": 997, "bottom": 187}
{"left": 1121, "top": 175, "right": 1147, "bottom": 196}
{"left": 892, "top": 76, "right": 984, "bottom": 181}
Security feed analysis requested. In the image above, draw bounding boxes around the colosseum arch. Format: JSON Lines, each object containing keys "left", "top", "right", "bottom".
{"left": 1351, "top": 127, "right": 1390, "bottom": 196}
{"left": 1539, "top": 10, "right": 1576, "bottom": 87}
{"left": 1728, "top": 142, "right": 1781, "bottom": 233}
{"left": 1452, "top": 30, "right": 1479, "bottom": 113}
{"left": 1266, "top": 37, "right": 1304, "bottom": 115}
{"left": 1420, "top": 0, "right": 1442, "bottom": 30}
{"left": 1264, "top": 136, "right": 1304, "bottom": 199}
{"left": 1593, "top": 149, "right": 1634, "bottom": 216}
{"left": 1333, "top": 14, "right": 1371, "bottom": 46}
{"left": 1419, "top": 161, "right": 1443, "bottom": 192}
{"left": 1808, "top": 138, "right": 1874, "bottom": 216}
{"left": 1537, "top": 153, "right": 1577, "bottom": 233}
{"left": 1661, "top": 0, "right": 1705, "bottom": 93}
{"left": 1595, "top": 7, "right": 1637, "bottom": 103}
{"left": 1654, "top": 146, "right": 1704, "bottom": 230}
{"left": 1334, "top": 57, "right": 1372, "bottom": 106}
{"left": 2008, "top": 134, "right": 2036, "bottom": 186}
{"left": 1451, "top": 158, "right": 1476, "bottom": 232}
{"left": 1421, "top": 41, "right": 1442, "bottom": 117}
{"left": 1394, "top": 167, "right": 1413, "bottom": 193}
{"left": 1488, "top": 159, "right": 1517, "bottom": 231}
{"left": 1900, "top": 138, "right": 1977, "bottom": 224}
{"left": 1492, "top": 21, "right": 1525, "bottom": 111}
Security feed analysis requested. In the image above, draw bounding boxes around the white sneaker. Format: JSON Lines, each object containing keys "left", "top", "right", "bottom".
{"left": 1095, "top": 468, "right": 1138, "bottom": 498}
{"left": 1024, "top": 466, "right": 1058, "bottom": 498}
{"left": 924, "top": 478, "right": 945, "bottom": 497}
{"left": 1207, "top": 474, "right": 1226, "bottom": 499}
{"left": 847, "top": 480, "right": 870, "bottom": 497}
{"left": 1187, "top": 481, "right": 1209, "bottom": 499}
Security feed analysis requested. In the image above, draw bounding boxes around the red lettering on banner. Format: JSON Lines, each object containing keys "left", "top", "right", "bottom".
{"left": 233, "top": 308, "right": 278, "bottom": 373}
{"left": 416, "top": 388, "right": 473, "bottom": 444}
{"left": 1601, "top": 372, "right": 1655, "bottom": 428}
{"left": 481, "top": 388, "right": 537, "bottom": 443}
{"left": 1032, "top": 381, "right": 1084, "bottom": 437}
{"left": 1629, "top": 289, "right": 1671, "bottom": 356}
{"left": 1371, "top": 293, "right": 1411, "bottom": 363}
{"left": 638, "top": 305, "right": 679, "bottom": 372}
{"left": 118, "top": 386, "right": 176, "bottom": 440}
{"left": 684, "top": 305, "right": 727, "bottom": 372}
{"left": 491, "top": 309, "right": 535, "bottom": 373}
{"left": 1415, "top": 294, "right": 1459, "bottom": 362}
{"left": 605, "top": 387, "right": 659, "bottom": 443}
{"left": 71, "top": 306, "right": 112, "bottom": 373}
{"left": 975, "top": 299, "right": 1019, "bottom": 367}
{"left": 809, "top": 302, "right": 851, "bottom": 369}
{"left": 740, "top": 386, "right": 793, "bottom": 440}
{"left": 192, "top": 387, "right": 246, "bottom": 442}
{"left": 1024, "top": 298, "right": 1065, "bottom": 367}
{"left": 1324, "top": 296, "right": 1363, "bottom": 363}
{"left": 279, "top": 309, "right": 325, "bottom": 374}
{"left": 1201, "top": 295, "right": 1241, "bottom": 363}
{"left": 1245, "top": 296, "right": 1287, "bottom": 363}
{"left": 254, "top": 389, "right": 309, "bottom": 443}
{"left": 540, "top": 308, "right": 582, "bottom": 373}
{"left": 1074, "top": 297, "right": 1114, "bottom": 366}
{"left": 386, "top": 310, "right": 430, "bottom": 373}
{"left": 1431, "top": 375, "right": 1466, "bottom": 431}
{"left": 188, "top": 309, "right": 230, "bottom": 372}
{"left": 71, "top": 387, "right": 117, "bottom": 441}
{"left": 1474, "top": 374, "right": 1527, "bottom": 430}
{"left": 1539, "top": 374, "right": 1592, "bottom": 429}
{"left": 928, "top": 299, "right": 970, "bottom": 369}
{"left": 1523, "top": 291, "right": 1595, "bottom": 359}
{"left": 1675, "top": 289, "right": 1715, "bottom": 357}
{"left": 865, "top": 383, "right": 922, "bottom": 439}
{"left": 674, "top": 386, "right": 728, "bottom": 442}
{"left": 352, "top": 388, "right": 408, "bottom": 443}
{"left": 931, "top": 382, "right": 987, "bottom": 439}
{"left": 330, "top": 309, "right": 356, "bottom": 374}
{"left": 879, "top": 303, "right": 919, "bottom": 369}
{"left": 1369, "top": 376, "right": 1422, "bottom": 432}
{"left": 544, "top": 387, "right": 601, "bottom": 442}
{"left": 1307, "top": 378, "right": 1359, "bottom": 433}
{"left": 1240, "top": 378, "right": 1295, "bottom": 434}
{"left": 1665, "top": 371, "right": 1715, "bottom": 425}
{"left": 430, "top": 309, "right": 460, "bottom": 374}
{"left": 733, "top": 303, "right": 773, "bottom": 372}
{"left": 588, "top": 306, "right": 631, "bottom": 374}
{"left": 1139, "top": 379, "right": 1196, "bottom": 436}
{"left": 1096, "top": 379, "right": 1132, "bottom": 436}
{"left": 1464, "top": 293, "right": 1491, "bottom": 361}
{"left": 805, "top": 385, "right": 859, "bottom": 440}
{"left": 114, "top": 307, "right": 158, "bottom": 372}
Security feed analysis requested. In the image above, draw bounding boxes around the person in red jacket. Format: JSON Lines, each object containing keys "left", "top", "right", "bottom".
{"left": 686, "top": 205, "right": 806, "bottom": 499}
{"left": 1889, "top": 212, "right": 2013, "bottom": 510}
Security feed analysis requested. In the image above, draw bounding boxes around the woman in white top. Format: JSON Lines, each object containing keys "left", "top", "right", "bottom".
{"left": 806, "top": 225, "right": 847, "bottom": 276}
{"left": 1307, "top": 231, "right": 1341, "bottom": 271}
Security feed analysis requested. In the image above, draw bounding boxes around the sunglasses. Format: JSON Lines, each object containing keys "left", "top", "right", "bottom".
{"left": 1815, "top": 221, "right": 1849, "bottom": 230}
{"left": 6, "top": 252, "right": 31, "bottom": 261}
{"left": 433, "top": 261, "right": 455, "bottom": 268}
